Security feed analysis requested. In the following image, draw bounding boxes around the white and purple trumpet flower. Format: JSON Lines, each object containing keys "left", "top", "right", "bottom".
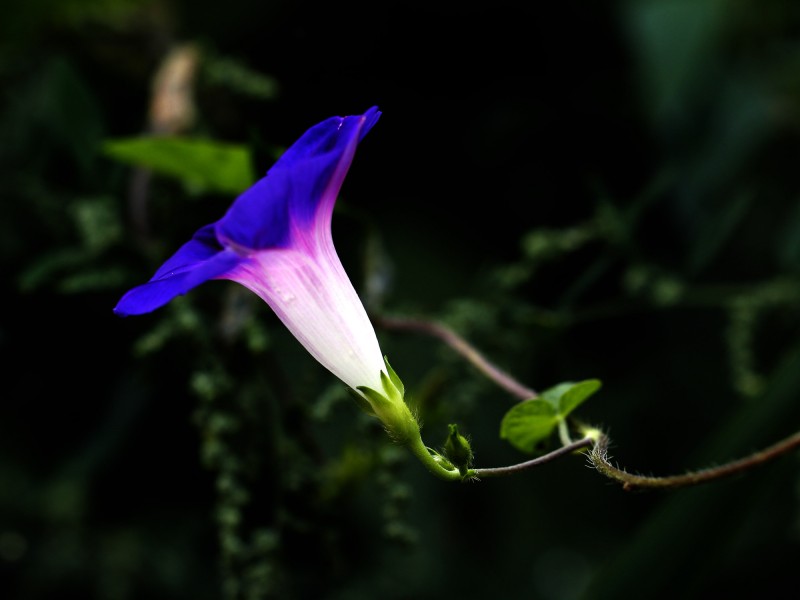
{"left": 115, "top": 108, "right": 462, "bottom": 479}
{"left": 115, "top": 109, "right": 410, "bottom": 428}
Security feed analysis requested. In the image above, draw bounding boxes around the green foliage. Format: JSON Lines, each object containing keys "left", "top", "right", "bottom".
{"left": 18, "top": 196, "right": 129, "bottom": 293}
{"left": 499, "top": 401, "right": 559, "bottom": 454}
{"left": 0, "top": 56, "right": 104, "bottom": 175}
{"left": 499, "top": 380, "right": 602, "bottom": 453}
{"left": 547, "top": 379, "right": 602, "bottom": 416}
{"left": 626, "top": 0, "right": 726, "bottom": 127}
{"left": 103, "top": 136, "right": 255, "bottom": 195}
{"left": 203, "top": 55, "right": 281, "bottom": 100}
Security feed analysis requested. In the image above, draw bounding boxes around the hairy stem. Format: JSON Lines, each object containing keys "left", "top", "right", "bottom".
{"left": 590, "top": 430, "right": 800, "bottom": 491}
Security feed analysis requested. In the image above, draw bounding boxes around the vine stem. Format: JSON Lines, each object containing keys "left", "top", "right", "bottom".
{"left": 472, "top": 437, "right": 594, "bottom": 478}
{"left": 373, "top": 315, "right": 537, "bottom": 400}
{"left": 590, "top": 430, "right": 800, "bottom": 491}
{"left": 376, "top": 312, "right": 800, "bottom": 489}
{"left": 404, "top": 432, "right": 463, "bottom": 482}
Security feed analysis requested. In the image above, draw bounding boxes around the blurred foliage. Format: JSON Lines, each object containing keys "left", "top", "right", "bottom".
{"left": 103, "top": 137, "right": 255, "bottom": 195}
{"left": 3, "top": 1, "right": 800, "bottom": 600}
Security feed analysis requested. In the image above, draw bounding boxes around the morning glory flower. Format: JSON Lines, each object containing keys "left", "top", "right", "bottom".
{"left": 115, "top": 107, "right": 463, "bottom": 479}
{"left": 116, "top": 109, "right": 401, "bottom": 416}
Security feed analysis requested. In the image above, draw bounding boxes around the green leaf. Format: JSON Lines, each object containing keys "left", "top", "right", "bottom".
{"left": 537, "top": 379, "right": 602, "bottom": 415}
{"left": 540, "top": 382, "right": 578, "bottom": 408}
{"left": 103, "top": 136, "right": 255, "bottom": 194}
{"left": 499, "top": 400, "right": 559, "bottom": 453}
{"left": 500, "top": 380, "right": 602, "bottom": 453}
{"left": 558, "top": 379, "right": 602, "bottom": 416}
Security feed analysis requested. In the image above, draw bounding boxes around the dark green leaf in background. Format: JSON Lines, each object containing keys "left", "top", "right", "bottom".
{"left": 103, "top": 137, "right": 255, "bottom": 195}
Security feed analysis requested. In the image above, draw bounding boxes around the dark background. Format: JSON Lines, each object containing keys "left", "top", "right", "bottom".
{"left": 2, "top": 1, "right": 800, "bottom": 599}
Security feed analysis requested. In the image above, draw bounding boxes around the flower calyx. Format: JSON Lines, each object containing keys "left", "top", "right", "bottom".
{"left": 355, "top": 356, "right": 419, "bottom": 444}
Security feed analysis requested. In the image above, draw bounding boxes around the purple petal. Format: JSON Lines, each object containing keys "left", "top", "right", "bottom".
{"left": 114, "top": 108, "right": 381, "bottom": 317}
{"left": 216, "top": 107, "right": 381, "bottom": 251}
{"left": 113, "top": 225, "right": 243, "bottom": 316}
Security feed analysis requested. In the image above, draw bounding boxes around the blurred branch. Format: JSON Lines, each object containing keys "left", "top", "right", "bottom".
{"left": 130, "top": 43, "right": 200, "bottom": 243}
{"left": 373, "top": 314, "right": 537, "bottom": 400}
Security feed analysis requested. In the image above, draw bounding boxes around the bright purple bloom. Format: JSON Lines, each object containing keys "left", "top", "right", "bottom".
{"left": 114, "top": 107, "right": 388, "bottom": 393}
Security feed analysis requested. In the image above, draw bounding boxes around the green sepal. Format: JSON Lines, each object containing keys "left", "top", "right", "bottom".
{"left": 383, "top": 356, "right": 405, "bottom": 398}
{"left": 356, "top": 385, "right": 393, "bottom": 412}
{"left": 357, "top": 384, "right": 420, "bottom": 444}
{"left": 346, "top": 387, "right": 376, "bottom": 416}
{"left": 443, "top": 424, "right": 473, "bottom": 476}
{"left": 380, "top": 371, "right": 403, "bottom": 404}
